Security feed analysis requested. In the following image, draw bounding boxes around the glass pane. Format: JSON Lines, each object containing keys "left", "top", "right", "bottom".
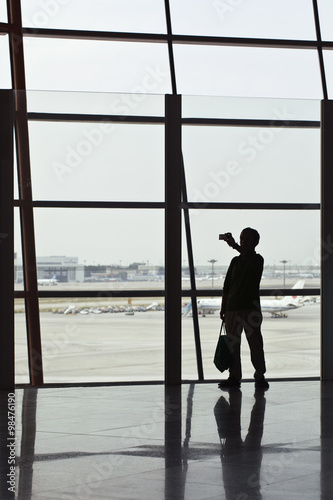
{"left": 186, "top": 296, "right": 320, "bottom": 380}
{"left": 182, "top": 95, "right": 320, "bottom": 121}
{"left": 318, "top": 0, "right": 333, "bottom": 41}
{"left": 0, "top": 1, "right": 7, "bottom": 22}
{"left": 15, "top": 302, "right": 30, "bottom": 384}
{"left": 183, "top": 126, "right": 320, "bottom": 204}
{"left": 170, "top": 0, "right": 316, "bottom": 40}
{"left": 29, "top": 122, "right": 164, "bottom": 201}
{"left": 187, "top": 210, "right": 320, "bottom": 272}
{"left": 23, "top": 38, "right": 171, "bottom": 93}
{"left": 174, "top": 45, "right": 323, "bottom": 99}
{"left": 0, "top": 35, "right": 11, "bottom": 88}
{"left": 21, "top": 0, "right": 167, "bottom": 33}
{"left": 14, "top": 208, "right": 24, "bottom": 291}
{"left": 182, "top": 209, "right": 320, "bottom": 379}
{"left": 33, "top": 208, "right": 164, "bottom": 289}
{"left": 39, "top": 300, "right": 164, "bottom": 383}
{"left": 323, "top": 50, "right": 333, "bottom": 99}
{"left": 26, "top": 90, "right": 164, "bottom": 116}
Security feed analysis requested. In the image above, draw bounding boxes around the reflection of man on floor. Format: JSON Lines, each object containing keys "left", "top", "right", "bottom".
{"left": 214, "top": 389, "right": 266, "bottom": 499}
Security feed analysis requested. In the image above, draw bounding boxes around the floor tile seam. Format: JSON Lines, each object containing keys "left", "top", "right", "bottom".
{"left": 17, "top": 419, "right": 169, "bottom": 433}
{"left": 89, "top": 424, "right": 167, "bottom": 434}
{"left": 259, "top": 441, "right": 321, "bottom": 451}
{"left": 13, "top": 467, "right": 323, "bottom": 490}
{"left": 40, "top": 430, "right": 166, "bottom": 440}
{"left": 17, "top": 429, "right": 159, "bottom": 439}
{"left": 13, "top": 429, "right": 321, "bottom": 442}
{"left": 92, "top": 434, "right": 167, "bottom": 444}
{"left": 260, "top": 427, "right": 320, "bottom": 437}
{"left": 14, "top": 380, "right": 323, "bottom": 391}
{"left": 16, "top": 441, "right": 168, "bottom": 455}
{"left": 261, "top": 399, "right": 321, "bottom": 409}
{"left": 294, "top": 438, "right": 322, "bottom": 448}
{"left": 22, "top": 428, "right": 167, "bottom": 440}
{"left": 191, "top": 445, "right": 321, "bottom": 459}
{"left": 262, "top": 417, "right": 321, "bottom": 424}
{"left": 16, "top": 454, "right": 168, "bottom": 475}
{"left": 18, "top": 417, "right": 168, "bottom": 427}
{"left": 27, "top": 464, "right": 172, "bottom": 495}
{"left": 15, "top": 404, "right": 169, "bottom": 413}
{"left": 27, "top": 475, "right": 187, "bottom": 500}
{"left": 12, "top": 392, "right": 322, "bottom": 406}
{"left": 260, "top": 468, "right": 320, "bottom": 488}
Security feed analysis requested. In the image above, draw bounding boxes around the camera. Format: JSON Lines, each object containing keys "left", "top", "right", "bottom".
{"left": 219, "top": 233, "right": 231, "bottom": 241}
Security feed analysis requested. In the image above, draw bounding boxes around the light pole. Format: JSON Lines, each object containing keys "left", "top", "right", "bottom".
{"left": 280, "top": 260, "right": 289, "bottom": 288}
{"left": 208, "top": 259, "right": 217, "bottom": 288}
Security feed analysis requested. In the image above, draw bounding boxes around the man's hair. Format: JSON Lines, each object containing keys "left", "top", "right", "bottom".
{"left": 242, "top": 227, "right": 260, "bottom": 246}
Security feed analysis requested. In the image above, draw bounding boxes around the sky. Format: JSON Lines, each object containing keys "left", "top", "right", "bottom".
{"left": 2, "top": 0, "right": 332, "bottom": 267}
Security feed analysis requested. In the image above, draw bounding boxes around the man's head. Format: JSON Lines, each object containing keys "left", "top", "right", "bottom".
{"left": 240, "top": 227, "right": 260, "bottom": 250}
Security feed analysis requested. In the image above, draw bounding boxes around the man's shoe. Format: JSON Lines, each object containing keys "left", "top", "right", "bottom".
{"left": 218, "top": 377, "right": 241, "bottom": 389}
{"left": 255, "top": 378, "right": 269, "bottom": 390}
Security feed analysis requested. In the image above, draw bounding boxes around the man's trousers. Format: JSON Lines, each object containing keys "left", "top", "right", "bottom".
{"left": 224, "top": 309, "right": 266, "bottom": 381}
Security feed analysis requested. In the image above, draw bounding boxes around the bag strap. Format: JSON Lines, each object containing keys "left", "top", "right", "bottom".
{"left": 218, "top": 321, "right": 223, "bottom": 339}
{"left": 218, "top": 321, "right": 227, "bottom": 338}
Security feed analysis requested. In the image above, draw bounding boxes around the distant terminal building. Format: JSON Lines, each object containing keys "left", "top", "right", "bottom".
{"left": 126, "top": 263, "right": 164, "bottom": 282}
{"left": 15, "top": 256, "right": 84, "bottom": 283}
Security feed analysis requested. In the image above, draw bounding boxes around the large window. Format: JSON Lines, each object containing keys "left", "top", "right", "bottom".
{"left": 14, "top": 92, "right": 321, "bottom": 383}
{"left": 1, "top": 0, "right": 327, "bottom": 386}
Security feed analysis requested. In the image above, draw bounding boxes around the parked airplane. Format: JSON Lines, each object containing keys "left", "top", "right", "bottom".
{"left": 182, "top": 275, "right": 223, "bottom": 282}
{"left": 183, "top": 280, "right": 305, "bottom": 317}
{"left": 261, "top": 280, "right": 305, "bottom": 317}
{"left": 195, "top": 298, "right": 221, "bottom": 317}
{"left": 37, "top": 274, "right": 57, "bottom": 286}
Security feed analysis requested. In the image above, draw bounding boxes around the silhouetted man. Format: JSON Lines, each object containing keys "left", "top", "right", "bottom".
{"left": 219, "top": 227, "right": 269, "bottom": 389}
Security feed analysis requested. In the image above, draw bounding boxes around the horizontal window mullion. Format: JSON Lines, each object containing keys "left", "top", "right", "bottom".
{"left": 27, "top": 113, "right": 320, "bottom": 129}
{"left": 27, "top": 113, "right": 165, "bottom": 124}
{"left": 30, "top": 201, "right": 165, "bottom": 209}
{"left": 21, "top": 27, "right": 333, "bottom": 50}
{"left": 183, "top": 289, "right": 320, "bottom": 297}
{"left": 14, "top": 288, "right": 320, "bottom": 299}
{"left": 182, "top": 202, "right": 320, "bottom": 210}
{"left": 13, "top": 201, "right": 319, "bottom": 210}
{"left": 182, "top": 118, "right": 320, "bottom": 128}
{"left": 37, "top": 290, "right": 165, "bottom": 298}
{"left": 22, "top": 27, "right": 169, "bottom": 43}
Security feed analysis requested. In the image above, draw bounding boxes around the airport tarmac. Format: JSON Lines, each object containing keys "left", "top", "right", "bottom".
{"left": 16, "top": 276, "right": 320, "bottom": 292}
{"left": 14, "top": 277, "right": 320, "bottom": 312}
{"left": 15, "top": 301, "right": 320, "bottom": 385}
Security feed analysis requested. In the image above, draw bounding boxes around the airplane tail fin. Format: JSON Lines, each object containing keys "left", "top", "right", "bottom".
{"left": 279, "top": 280, "right": 305, "bottom": 306}
{"left": 182, "top": 302, "right": 192, "bottom": 316}
{"left": 292, "top": 279, "right": 305, "bottom": 290}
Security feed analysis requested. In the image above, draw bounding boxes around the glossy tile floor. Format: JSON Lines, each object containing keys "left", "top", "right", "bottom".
{"left": 3, "top": 380, "right": 333, "bottom": 499}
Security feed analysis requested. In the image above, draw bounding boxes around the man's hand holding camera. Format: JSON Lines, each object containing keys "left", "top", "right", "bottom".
{"left": 219, "top": 232, "right": 237, "bottom": 250}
